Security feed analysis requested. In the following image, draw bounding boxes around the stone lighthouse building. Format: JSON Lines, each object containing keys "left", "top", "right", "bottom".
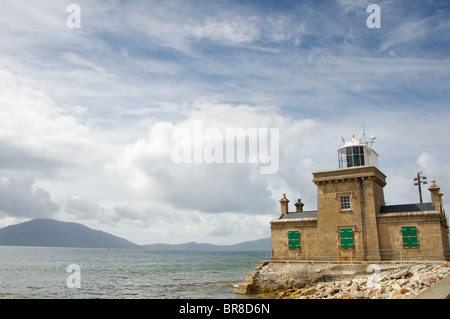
{"left": 270, "top": 135, "right": 450, "bottom": 262}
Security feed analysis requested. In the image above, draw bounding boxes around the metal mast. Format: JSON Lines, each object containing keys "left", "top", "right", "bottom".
{"left": 414, "top": 172, "right": 427, "bottom": 203}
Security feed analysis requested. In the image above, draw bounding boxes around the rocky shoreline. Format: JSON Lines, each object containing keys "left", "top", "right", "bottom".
{"left": 275, "top": 262, "right": 450, "bottom": 299}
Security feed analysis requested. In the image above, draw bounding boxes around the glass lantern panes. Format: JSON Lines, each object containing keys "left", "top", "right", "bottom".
{"left": 338, "top": 146, "right": 365, "bottom": 168}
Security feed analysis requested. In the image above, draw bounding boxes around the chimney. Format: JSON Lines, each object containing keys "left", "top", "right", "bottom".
{"left": 428, "top": 180, "right": 444, "bottom": 212}
{"left": 294, "top": 199, "right": 304, "bottom": 212}
{"left": 279, "top": 193, "right": 289, "bottom": 214}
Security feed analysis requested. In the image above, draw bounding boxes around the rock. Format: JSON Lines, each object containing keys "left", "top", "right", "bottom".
{"left": 391, "top": 293, "right": 408, "bottom": 299}
{"left": 409, "top": 264, "right": 428, "bottom": 273}
{"left": 355, "top": 278, "right": 367, "bottom": 285}
{"left": 291, "top": 289, "right": 303, "bottom": 297}
{"left": 353, "top": 292, "right": 365, "bottom": 299}
{"left": 333, "top": 293, "right": 352, "bottom": 299}
{"left": 398, "top": 279, "right": 410, "bottom": 286}
{"left": 277, "top": 291, "right": 291, "bottom": 298}
{"left": 419, "top": 266, "right": 433, "bottom": 273}
{"left": 390, "top": 268, "right": 410, "bottom": 279}
{"left": 438, "top": 267, "right": 450, "bottom": 274}
{"left": 410, "top": 273, "right": 422, "bottom": 282}
{"left": 316, "top": 282, "right": 327, "bottom": 290}
{"left": 301, "top": 287, "right": 318, "bottom": 296}
{"left": 350, "top": 283, "right": 360, "bottom": 294}
{"left": 404, "top": 283, "right": 415, "bottom": 292}
{"left": 392, "top": 283, "right": 401, "bottom": 291}
{"left": 369, "top": 290, "right": 383, "bottom": 299}
{"left": 421, "top": 276, "right": 435, "bottom": 287}
{"left": 324, "top": 287, "right": 336, "bottom": 296}
{"left": 389, "top": 288, "right": 410, "bottom": 298}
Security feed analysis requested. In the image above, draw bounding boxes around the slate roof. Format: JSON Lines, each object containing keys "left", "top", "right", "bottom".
{"left": 378, "top": 202, "right": 436, "bottom": 214}
{"left": 279, "top": 202, "right": 437, "bottom": 220}
{"left": 280, "top": 211, "right": 318, "bottom": 219}
{"left": 278, "top": 203, "right": 437, "bottom": 220}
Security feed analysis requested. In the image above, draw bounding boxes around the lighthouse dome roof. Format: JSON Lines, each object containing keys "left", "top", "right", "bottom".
{"left": 339, "top": 134, "right": 364, "bottom": 149}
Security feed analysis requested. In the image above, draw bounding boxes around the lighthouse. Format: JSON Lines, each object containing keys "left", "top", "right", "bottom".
{"left": 269, "top": 133, "right": 449, "bottom": 263}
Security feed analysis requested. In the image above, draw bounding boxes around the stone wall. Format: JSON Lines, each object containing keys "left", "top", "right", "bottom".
{"left": 377, "top": 211, "right": 449, "bottom": 260}
{"left": 270, "top": 219, "right": 317, "bottom": 260}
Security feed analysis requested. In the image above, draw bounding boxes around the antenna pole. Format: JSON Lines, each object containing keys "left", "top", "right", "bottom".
{"left": 414, "top": 172, "right": 428, "bottom": 203}
{"left": 362, "top": 122, "right": 366, "bottom": 142}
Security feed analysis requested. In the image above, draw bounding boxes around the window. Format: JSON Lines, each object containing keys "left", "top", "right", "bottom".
{"left": 339, "top": 228, "right": 354, "bottom": 248}
{"left": 339, "top": 195, "right": 351, "bottom": 210}
{"left": 401, "top": 226, "right": 418, "bottom": 248}
{"left": 288, "top": 231, "right": 300, "bottom": 249}
{"left": 338, "top": 146, "right": 365, "bottom": 168}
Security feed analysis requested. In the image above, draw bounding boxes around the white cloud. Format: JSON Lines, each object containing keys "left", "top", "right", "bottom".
{"left": 190, "top": 16, "right": 259, "bottom": 44}
{"left": 0, "top": 69, "right": 106, "bottom": 178}
{"left": 379, "top": 19, "right": 429, "bottom": 54}
{"left": 0, "top": 176, "right": 59, "bottom": 218}
{"left": 65, "top": 196, "right": 107, "bottom": 221}
{"left": 417, "top": 153, "right": 450, "bottom": 193}
{"left": 105, "top": 99, "right": 317, "bottom": 214}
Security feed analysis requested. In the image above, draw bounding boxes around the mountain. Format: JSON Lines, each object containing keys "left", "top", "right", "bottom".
{"left": 0, "top": 218, "right": 141, "bottom": 249}
{"left": 143, "top": 237, "right": 271, "bottom": 251}
{"left": 0, "top": 218, "right": 271, "bottom": 251}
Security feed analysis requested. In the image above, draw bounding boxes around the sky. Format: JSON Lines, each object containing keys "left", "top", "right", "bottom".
{"left": 0, "top": 0, "right": 449, "bottom": 245}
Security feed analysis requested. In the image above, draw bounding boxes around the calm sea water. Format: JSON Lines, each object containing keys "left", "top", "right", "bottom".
{"left": 0, "top": 246, "right": 267, "bottom": 299}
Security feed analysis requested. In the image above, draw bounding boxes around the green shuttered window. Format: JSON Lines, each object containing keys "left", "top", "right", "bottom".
{"left": 288, "top": 231, "right": 300, "bottom": 249}
{"left": 401, "top": 226, "right": 418, "bottom": 248}
{"left": 339, "top": 228, "right": 354, "bottom": 248}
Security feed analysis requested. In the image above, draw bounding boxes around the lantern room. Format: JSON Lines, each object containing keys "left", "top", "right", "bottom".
{"left": 338, "top": 134, "right": 379, "bottom": 169}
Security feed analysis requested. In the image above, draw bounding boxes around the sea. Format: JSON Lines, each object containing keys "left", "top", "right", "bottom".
{"left": 0, "top": 246, "right": 267, "bottom": 299}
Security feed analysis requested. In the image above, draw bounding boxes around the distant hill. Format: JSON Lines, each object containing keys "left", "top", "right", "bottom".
{"left": 0, "top": 218, "right": 271, "bottom": 251}
{"left": 144, "top": 237, "right": 271, "bottom": 251}
{"left": 0, "top": 218, "right": 141, "bottom": 249}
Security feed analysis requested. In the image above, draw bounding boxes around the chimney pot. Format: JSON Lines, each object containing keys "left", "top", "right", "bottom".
{"left": 295, "top": 199, "right": 304, "bottom": 212}
{"left": 279, "top": 193, "right": 289, "bottom": 214}
{"left": 428, "top": 180, "right": 444, "bottom": 212}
